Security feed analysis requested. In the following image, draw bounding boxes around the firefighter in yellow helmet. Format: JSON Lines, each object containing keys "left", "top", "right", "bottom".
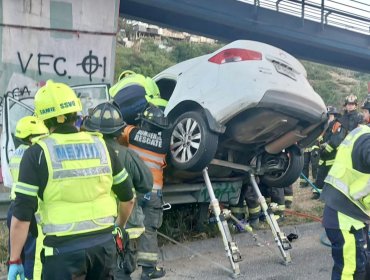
{"left": 6, "top": 116, "right": 48, "bottom": 280}
{"left": 8, "top": 80, "right": 134, "bottom": 280}
{"left": 109, "top": 71, "right": 168, "bottom": 125}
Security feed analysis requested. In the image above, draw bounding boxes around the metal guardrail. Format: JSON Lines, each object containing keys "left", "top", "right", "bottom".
{"left": 239, "top": 0, "right": 370, "bottom": 34}
{"left": 0, "top": 193, "right": 10, "bottom": 221}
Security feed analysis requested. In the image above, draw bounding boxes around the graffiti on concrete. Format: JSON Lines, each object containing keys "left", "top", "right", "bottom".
{"left": 199, "top": 182, "right": 241, "bottom": 204}
{"left": 5, "top": 86, "right": 32, "bottom": 97}
{"left": 76, "top": 50, "right": 107, "bottom": 82}
{"left": 17, "top": 50, "right": 107, "bottom": 81}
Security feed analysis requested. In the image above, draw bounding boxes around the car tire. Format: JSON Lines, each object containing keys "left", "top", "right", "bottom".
{"left": 170, "top": 111, "right": 218, "bottom": 171}
{"left": 260, "top": 145, "right": 303, "bottom": 188}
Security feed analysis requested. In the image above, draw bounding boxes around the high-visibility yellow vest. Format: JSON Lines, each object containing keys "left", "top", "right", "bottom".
{"left": 9, "top": 144, "right": 29, "bottom": 200}
{"left": 109, "top": 74, "right": 148, "bottom": 98}
{"left": 325, "top": 125, "right": 370, "bottom": 216}
{"left": 147, "top": 97, "right": 168, "bottom": 110}
{"left": 36, "top": 132, "right": 116, "bottom": 236}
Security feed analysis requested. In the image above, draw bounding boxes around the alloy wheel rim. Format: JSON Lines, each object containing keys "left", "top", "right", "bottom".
{"left": 171, "top": 117, "right": 202, "bottom": 163}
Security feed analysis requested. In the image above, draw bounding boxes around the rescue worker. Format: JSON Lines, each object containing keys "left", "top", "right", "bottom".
{"left": 338, "top": 94, "right": 363, "bottom": 133}
{"left": 315, "top": 96, "right": 362, "bottom": 199}
{"left": 6, "top": 116, "right": 48, "bottom": 280}
{"left": 109, "top": 71, "right": 168, "bottom": 125}
{"left": 230, "top": 181, "right": 261, "bottom": 230}
{"left": 321, "top": 121, "right": 370, "bottom": 279}
{"left": 8, "top": 80, "right": 135, "bottom": 280}
{"left": 118, "top": 103, "right": 170, "bottom": 280}
{"left": 260, "top": 183, "right": 293, "bottom": 222}
{"left": 300, "top": 144, "right": 319, "bottom": 187}
{"left": 313, "top": 106, "right": 341, "bottom": 199}
{"left": 82, "top": 102, "right": 154, "bottom": 280}
{"left": 362, "top": 94, "right": 370, "bottom": 125}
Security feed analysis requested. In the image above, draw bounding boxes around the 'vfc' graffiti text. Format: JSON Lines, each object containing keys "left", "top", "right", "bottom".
{"left": 17, "top": 50, "right": 107, "bottom": 82}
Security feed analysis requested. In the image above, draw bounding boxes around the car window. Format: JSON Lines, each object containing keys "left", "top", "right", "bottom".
{"left": 72, "top": 84, "right": 110, "bottom": 116}
{"left": 156, "top": 78, "right": 177, "bottom": 101}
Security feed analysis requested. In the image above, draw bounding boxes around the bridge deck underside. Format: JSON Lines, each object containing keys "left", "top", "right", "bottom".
{"left": 120, "top": 0, "right": 370, "bottom": 73}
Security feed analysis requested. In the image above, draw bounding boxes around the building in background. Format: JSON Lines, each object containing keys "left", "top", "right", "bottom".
{"left": 0, "top": 0, "right": 119, "bottom": 101}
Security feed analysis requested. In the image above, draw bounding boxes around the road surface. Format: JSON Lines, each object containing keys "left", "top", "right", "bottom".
{"left": 130, "top": 222, "right": 332, "bottom": 280}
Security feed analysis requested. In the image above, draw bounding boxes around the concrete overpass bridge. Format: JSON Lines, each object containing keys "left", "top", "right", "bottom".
{"left": 120, "top": 0, "right": 370, "bottom": 73}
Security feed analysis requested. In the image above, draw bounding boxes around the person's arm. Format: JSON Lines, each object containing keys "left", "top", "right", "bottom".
{"left": 127, "top": 149, "right": 153, "bottom": 194}
{"left": 107, "top": 145, "right": 134, "bottom": 227}
{"left": 9, "top": 217, "right": 30, "bottom": 262}
{"left": 10, "top": 146, "right": 44, "bottom": 261}
{"left": 115, "top": 201, "right": 134, "bottom": 228}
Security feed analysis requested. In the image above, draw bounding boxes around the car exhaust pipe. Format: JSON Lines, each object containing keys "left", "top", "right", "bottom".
{"left": 265, "top": 130, "right": 305, "bottom": 154}
{"left": 265, "top": 123, "right": 320, "bottom": 154}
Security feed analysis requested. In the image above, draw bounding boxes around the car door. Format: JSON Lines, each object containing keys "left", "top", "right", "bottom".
{"left": 0, "top": 83, "right": 110, "bottom": 189}
{"left": 1, "top": 96, "right": 34, "bottom": 188}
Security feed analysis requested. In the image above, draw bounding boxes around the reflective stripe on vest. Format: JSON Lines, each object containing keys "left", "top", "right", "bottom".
{"left": 42, "top": 216, "right": 115, "bottom": 235}
{"left": 128, "top": 144, "right": 165, "bottom": 189}
{"left": 325, "top": 125, "right": 370, "bottom": 215}
{"left": 9, "top": 144, "right": 29, "bottom": 200}
{"left": 36, "top": 132, "right": 116, "bottom": 236}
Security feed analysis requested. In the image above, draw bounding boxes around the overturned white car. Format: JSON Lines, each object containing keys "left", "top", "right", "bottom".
{"left": 154, "top": 40, "right": 327, "bottom": 186}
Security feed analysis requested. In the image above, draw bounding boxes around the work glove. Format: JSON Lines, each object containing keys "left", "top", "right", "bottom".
{"left": 7, "top": 263, "right": 25, "bottom": 280}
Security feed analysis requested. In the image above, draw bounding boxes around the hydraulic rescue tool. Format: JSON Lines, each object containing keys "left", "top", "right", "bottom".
{"left": 207, "top": 159, "right": 292, "bottom": 273}
{"left": 202, "top": 168, "right": 242, "bottom": 278}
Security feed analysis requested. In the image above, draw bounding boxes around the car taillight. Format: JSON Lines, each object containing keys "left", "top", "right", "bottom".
{"left": 208, "top": 48, "right": 262, "bottom": 64}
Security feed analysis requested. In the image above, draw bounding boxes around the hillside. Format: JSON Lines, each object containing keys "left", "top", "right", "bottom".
{"left": 115, "top": 38, "right": 370, "bottom": 110}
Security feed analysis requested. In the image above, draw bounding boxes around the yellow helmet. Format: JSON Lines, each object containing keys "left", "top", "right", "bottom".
{"left": 118, "top": 70, "right": 136, "bottom": 81}
{"left": 34, "top": 80, "right": 82, "bottom": 121}
{"left": 15, "top": 116, "right": 49, "bottom": 139}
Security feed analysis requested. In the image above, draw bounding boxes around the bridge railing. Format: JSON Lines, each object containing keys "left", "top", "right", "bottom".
{"left": 239, "top": 0, "right": 369, "bottom": 34}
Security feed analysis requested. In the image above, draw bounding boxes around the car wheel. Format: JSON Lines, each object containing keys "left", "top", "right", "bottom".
{"left": 260, "top": 145, "right": 303, "bottom": 188}
{"left": 170, "top": 111, "right": 218, "bottom": 171}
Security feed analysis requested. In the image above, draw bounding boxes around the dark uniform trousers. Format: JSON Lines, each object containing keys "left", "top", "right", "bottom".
{"left": 41, "top": 235, "right": 116, "bottom": 280}
{"left": 325, "top": 226, "right": 370, "bottom": 280}
{"left": 137, "top": 190, "right": 163, "bottom": 267}
{"left": 303, "top": 151, "right": 319, "bottom": 181}
{"left": 315, "top": 164, "right": 331, "bottom": 190}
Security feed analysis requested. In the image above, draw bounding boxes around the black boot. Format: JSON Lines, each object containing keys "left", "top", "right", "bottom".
{"left": 141, "top": 266, "right": 166, "bottom": 280}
